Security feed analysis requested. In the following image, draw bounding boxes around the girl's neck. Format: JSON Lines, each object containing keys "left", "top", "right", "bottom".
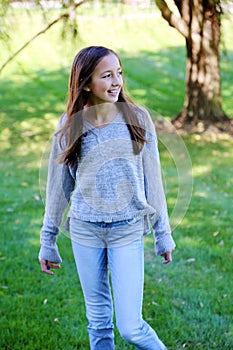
{"left": 84, "top": 103, "right": 119, "bottom": 127}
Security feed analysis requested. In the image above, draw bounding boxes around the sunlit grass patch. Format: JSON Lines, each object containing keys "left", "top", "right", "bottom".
{"left": 0, "top": 8, "right": 233, "bottom": 350}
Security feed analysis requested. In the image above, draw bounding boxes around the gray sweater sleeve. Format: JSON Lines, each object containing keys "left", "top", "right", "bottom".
{"left": 38, "top": 123, "right": 75, "bottom": 263}
{"left": 141, "top": 110, "right": 176, "bottom": 256}
{"left": 152, "top": 208, "right": 175, "bottom": 256}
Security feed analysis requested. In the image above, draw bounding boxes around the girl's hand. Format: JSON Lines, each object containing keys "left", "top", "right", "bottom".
{"left": 161, "top": 250, "right": 174, "bottom": 264}
{"left": 39, "top": 259, "right": 60, "bottom": 275}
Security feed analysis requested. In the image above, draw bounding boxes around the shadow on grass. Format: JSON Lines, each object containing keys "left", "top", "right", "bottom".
{"left": 1, "top": 46, "right": 233, "bottom": 148}
{"left": 0, "top": 47, "right": 233, "bottom": 350}
{"left": 1, "top": 46, "right": 232, "bottom": 155}
{"left": 120, "top": 47, "right": 186, "bottom": 115}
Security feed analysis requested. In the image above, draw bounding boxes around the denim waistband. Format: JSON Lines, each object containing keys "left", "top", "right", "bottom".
{"left": 70, "top": 216, "right": 144, "bottom": 248}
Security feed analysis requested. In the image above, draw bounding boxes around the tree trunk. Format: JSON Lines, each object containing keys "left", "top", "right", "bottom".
{"left": 156, "top": 0, "right": 231, "bottom": 132}
{"left": 173, "top": 0, "right": 229, "bottom": 130}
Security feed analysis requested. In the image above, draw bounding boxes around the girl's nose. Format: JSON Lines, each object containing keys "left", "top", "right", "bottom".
{"left": 112, "top": 75, "right": 122, "bottom": 86}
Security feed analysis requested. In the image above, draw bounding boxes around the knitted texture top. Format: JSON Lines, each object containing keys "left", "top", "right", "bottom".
{"left": 39, "top": 107, "right": 175, "bottom": 263}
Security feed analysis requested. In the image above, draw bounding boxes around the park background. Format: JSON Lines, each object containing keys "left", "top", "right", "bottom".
{"left": 0, "top": 1, "right": 232, "bottom": 349}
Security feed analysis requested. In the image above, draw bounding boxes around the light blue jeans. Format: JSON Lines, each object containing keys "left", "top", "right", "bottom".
{"left": 70, "top": 217, "right": 167, "bottom": 350}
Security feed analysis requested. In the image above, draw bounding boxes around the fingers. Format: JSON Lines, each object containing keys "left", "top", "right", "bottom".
{"left": 39, "top": 259, "right": 60, "bottom": 275}
{"left": 49, "top": 263, "right": 60, "bottom": 269}
{"left": 161, "top": 250, "right": 174, "bottom": 265}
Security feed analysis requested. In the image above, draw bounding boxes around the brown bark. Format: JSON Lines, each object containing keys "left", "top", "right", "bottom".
{"left": 155, "top": 0, "right": 189, "bottom": 37}
{"left": 156, "top": 0, "right": 231, "bottom": 132}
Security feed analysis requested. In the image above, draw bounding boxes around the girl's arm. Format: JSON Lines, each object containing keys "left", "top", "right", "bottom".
{"left": 142, "top": 111, "right": 176, "bottom": 258}
{"left": 39, "top": 119, "right": 75, "bottom": 267}
{"left": 152, "top": 204, "right": 175, "bottom": 258}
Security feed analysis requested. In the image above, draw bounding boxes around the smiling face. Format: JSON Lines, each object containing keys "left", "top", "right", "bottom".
{"left": 85, "top": 53, "right": 123, "bottom": 105}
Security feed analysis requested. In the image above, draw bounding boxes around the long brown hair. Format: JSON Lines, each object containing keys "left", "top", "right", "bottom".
{"left": 58, "top": 46, "right": 148, "bottom": 167}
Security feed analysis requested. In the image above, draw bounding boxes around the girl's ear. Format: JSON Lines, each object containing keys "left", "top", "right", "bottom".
{"left": 83, "top": 86, "right": 91, "bottom": 92}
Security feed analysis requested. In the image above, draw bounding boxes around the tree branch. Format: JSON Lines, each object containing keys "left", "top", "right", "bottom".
{"left": 155, "top": 0, "right": 189, "bottom": 39}
{"left": 0, "top": 0, "right": 85, "bottom": 74}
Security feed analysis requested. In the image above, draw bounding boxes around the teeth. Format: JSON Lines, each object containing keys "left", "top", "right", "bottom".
{"left": 108, "top": 90, "right": 118, "bottom": 93}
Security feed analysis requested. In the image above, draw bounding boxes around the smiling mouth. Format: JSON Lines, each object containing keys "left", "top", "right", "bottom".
{"left": 107, "top": 89, "right": 119, "bottom": 95}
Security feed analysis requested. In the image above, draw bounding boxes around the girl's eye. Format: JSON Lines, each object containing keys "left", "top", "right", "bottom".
{"left": 103, "top": 73, "right": 111, "bottom": 79}
{"left": 102, "top": 71, "right": 122, "bottom": 79}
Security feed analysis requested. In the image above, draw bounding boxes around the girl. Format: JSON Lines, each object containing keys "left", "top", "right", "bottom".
{"left": 39, "top": 46, "right": 175, "bottom": 350}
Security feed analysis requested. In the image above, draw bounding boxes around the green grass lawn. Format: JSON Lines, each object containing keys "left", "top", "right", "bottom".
{"left": 0, "top": 6, "right": 233, "bottom": 350}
